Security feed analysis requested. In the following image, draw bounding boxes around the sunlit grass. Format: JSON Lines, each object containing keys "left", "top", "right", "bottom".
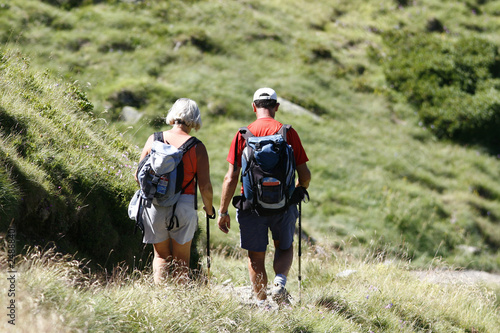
{"left": 1, "top": 246, "right": 498, "bottom": 332}
{"left": 4, "top": 0, "right": 500, "bottom": 271}
{"left": 1, "top": 1, "right": 500, "bottom": 330}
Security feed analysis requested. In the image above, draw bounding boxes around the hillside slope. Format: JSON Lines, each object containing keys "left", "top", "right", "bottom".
{"left": 1, "top": 0, "right": 500, "bottom": 273}
{"left": 0, "top": 49, "right": 142, "bottom": 266}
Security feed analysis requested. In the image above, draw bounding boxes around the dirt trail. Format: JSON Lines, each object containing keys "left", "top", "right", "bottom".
{"left": 215, "top": 269, "right": 500, "bottom": 311}
{"left": 412, "top": 270, "right": 500, "bottom": 286}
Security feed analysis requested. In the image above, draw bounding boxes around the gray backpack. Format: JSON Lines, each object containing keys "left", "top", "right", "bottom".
{"left": 129, "top": 132, "right": 200, "bottom": 234}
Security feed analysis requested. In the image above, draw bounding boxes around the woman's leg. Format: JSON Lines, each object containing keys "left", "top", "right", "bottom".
{"left": 171, "top": 239, "right": 192, "bottom": 283}
{"left": 152, "top": 239, "right": 172, "bottom": 285}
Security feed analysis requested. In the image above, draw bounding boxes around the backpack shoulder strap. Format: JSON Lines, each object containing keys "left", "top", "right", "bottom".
{"left": 178, "top": 136, "right": 201, "bottom": 155}
{"left": 178, "top": 136, "right": 201, "bottom": 208}
{"left": 233, "top": 128, "right": 253, "bottom": 172}
{"left": 153, "top": 131, "right": 164, "bottom": 142}
{"left": 277, "top": 124, "right": 292, "bottom": 141}
{"left": 238, "top": 127, "right": 254, "bottom": 140}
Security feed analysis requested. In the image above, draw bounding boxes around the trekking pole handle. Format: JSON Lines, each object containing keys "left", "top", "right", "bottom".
{"left": 206, "top": 206, "right": 216, "bottom": 219}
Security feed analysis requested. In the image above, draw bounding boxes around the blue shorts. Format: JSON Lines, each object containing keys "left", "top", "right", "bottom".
{"left": 236, "top": 205, "right": 299, "bottom": 252}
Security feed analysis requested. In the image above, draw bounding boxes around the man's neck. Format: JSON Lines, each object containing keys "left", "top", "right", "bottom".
{"left": 255, "top": 108, "right": 275, "bottom": 119}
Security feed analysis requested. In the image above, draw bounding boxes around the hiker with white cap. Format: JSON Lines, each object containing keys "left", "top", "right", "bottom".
{"left": 217, "top": 88, "right": 311, "bottom": 305}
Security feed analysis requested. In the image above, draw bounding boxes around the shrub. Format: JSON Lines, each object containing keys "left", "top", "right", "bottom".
{"left": 382, "top": 30, "right": 500, "bottom": 148}
{"left": 41, "top": 0, "right": 101, "bottom": 10}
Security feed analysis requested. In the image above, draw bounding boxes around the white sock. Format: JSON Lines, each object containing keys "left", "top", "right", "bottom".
{"left": 274, "top": 274, "right": 287, "bottom": 286}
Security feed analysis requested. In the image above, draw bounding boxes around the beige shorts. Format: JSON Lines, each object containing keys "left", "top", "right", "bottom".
{"left": 141, "top": 194, "right": 198, "bottom": 245}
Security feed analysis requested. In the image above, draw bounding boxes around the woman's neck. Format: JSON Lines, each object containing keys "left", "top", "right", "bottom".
{"left": 170, "top": 123, "right": 191, "bottom": 135}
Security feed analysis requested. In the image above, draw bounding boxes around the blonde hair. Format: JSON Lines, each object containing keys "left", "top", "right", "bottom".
{"left": 166, "top": 98, "right": 202, "bottom": 131}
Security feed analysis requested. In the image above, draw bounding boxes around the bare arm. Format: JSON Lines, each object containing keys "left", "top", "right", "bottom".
{"left": 296, "top": 163, "right": 311, "bottom": 189}
{"left": 196, "top": 143, "right": 214, "bottom": 216}
{"left": 217, "top": 163, "right": 241, "bottom": 233}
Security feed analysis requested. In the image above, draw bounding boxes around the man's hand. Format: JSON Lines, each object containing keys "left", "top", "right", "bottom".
{"left": 218, "top": 215, "right": 230, "bottom": 234}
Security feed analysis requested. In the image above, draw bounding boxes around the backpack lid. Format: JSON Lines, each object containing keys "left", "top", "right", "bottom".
{"left": 247, "top": 134, "right": 285, "bottom": 170}
{"left": 150, "top": 141, "right": 182, "bottom": 174}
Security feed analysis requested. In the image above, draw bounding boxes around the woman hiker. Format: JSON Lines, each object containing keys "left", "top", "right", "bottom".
{"left": 135, "top": 98, "right": 214, "bottom": 284}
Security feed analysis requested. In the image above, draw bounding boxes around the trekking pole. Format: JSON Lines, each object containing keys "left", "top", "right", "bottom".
{"left": 297, "top": 188, "right": 308, "bottom": 305}
{"left": 298, "top": 199, "right": 302, "bottom": 304}
{"left": 206, "top": 207, "right": 215, "bottom": 281}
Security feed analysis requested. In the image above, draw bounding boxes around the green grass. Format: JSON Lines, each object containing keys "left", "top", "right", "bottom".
{"left": 1, "top": 245, "right": 498, "bottom": 332}
{"left": 1, "top": 1, "right": 500, "bottom": 330}
{"left": 2, "top": 0, "right": 500, "bottom": 267}
{"left": 0, "top": 49, "right": 143, "bottom": 266}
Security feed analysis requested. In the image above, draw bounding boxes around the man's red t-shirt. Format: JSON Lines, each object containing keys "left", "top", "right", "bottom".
{"left": 226, "top": 118, "right": 309, "bottom": 167}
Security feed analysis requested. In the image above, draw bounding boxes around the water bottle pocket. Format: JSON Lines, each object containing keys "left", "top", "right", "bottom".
{"left": 259, "top": 177, "right": 282, "bottom": 204}
{"left": 156, "top": 176, "right": 169, "bottom": 195}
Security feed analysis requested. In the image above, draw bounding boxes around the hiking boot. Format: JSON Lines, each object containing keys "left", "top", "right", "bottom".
{"left": 271, "top": 283, "right": 290, "bottom": 305}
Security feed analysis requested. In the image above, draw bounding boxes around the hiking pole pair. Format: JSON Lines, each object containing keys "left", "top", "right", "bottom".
{"left": 206, "top": 207, "right": 216, "bottom": 280}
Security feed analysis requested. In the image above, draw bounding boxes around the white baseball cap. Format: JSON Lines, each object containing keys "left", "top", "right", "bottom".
{"left": 253, "top": 87, "right": 277, "bottom": 102}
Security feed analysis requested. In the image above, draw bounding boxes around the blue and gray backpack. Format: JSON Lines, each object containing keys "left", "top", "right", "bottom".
{"left": 234, "top": 125, "right": 296, "bottom": 216}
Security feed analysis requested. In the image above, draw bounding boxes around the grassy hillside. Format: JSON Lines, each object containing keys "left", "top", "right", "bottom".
{"left": 0, "top": 49, "right": 143, "bottom": 266}
{"left": 3, "top": 0, "right": 500, "bottom": 269}
{"left": 1, "top": 0, "right": 500, "bottom": 331}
